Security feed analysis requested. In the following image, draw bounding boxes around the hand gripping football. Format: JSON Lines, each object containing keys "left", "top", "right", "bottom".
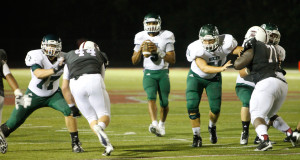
{"left": 142, "top": 40, "right": 157, "bottom": 58}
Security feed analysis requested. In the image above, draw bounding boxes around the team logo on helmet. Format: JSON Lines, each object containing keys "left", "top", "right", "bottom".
{"left": 41, "top": 34, "right": 62, "bottom": 57}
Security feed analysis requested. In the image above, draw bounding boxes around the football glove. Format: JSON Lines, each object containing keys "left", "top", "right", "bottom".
{"left": 70, "top": 105, "right": 82, "bottom": 118}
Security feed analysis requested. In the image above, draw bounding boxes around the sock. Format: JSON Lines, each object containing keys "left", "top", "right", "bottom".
{"left": 209, "top": 120, "right": 216, "bottom": 128}
{"left": 158, "top": 120, "right": 165, "bottom": 127}
{"left": 192, "top": 127, "right": 200, "bottom": 136}
{"left": 255, "top": 124, "right": 268, "bottom": 141}
{"left": 0, "top": 124, "right": 11, "bottom": 137}
{"left": 242, "top": 121, "right": 250, "bottom": 133}
{"left": 285, "top": 128, "right": 293, "bottom": 137}
{"left": 152, "top": 120, "right": 158, "bottom": 127}
{"left": 98, "top": 122, "right": 106, "bottom": 130}
{"left": 70, "top": 131, "right": 79, "bottom": 142}
{"left": 272, "top": 117, "right": 290, "bottom": 133}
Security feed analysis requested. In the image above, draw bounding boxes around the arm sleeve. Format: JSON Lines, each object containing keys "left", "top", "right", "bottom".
{"left": 165, "top": 43, "right": 174, "bottom": 52}
{"left": 2, "top": 63, "right": 11, "bottom": 76}
{"left": 63, "top": 64, "right": 70, "bottom": 80}
{"left": 234, "top": 49, "right": 254, "bottom": 70}
{"left": 101, "top": 64, "right": 105, "bottom": 79}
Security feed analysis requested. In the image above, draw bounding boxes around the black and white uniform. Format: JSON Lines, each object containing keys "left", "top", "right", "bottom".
{"left": 63, "top": 49, "right": 110, "bottom": 124}
{"left": 0, "top": 49, "right": 11, "bottom": 124}
{"left": 234, "top": 38, "right": 288, "bottom": 126}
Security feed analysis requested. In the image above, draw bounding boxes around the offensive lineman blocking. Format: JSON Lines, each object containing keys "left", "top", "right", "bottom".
{"left": 0, "top": 34, "right": 84, "bottom": 153}
{"left": 185, "top": 24, "right": 240, "bottom": 147}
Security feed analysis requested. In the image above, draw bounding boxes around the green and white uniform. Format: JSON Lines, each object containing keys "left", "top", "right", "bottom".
{"left": 133, "top": 30, "right": 175, "bottom": 107}
{"left": 4, "top": 49, "right": 70, "bottom": 133}
{"left": 186, "top": 34, "right": 237, "bottom": 116}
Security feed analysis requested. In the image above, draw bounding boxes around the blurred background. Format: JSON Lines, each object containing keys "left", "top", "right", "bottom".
{"left": 0, "top": 0, "right": 299, "bottom": 68}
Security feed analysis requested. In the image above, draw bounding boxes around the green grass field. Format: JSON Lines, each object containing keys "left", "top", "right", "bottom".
{"left": 1, "top": 68, "right": 300, "bottom": 160}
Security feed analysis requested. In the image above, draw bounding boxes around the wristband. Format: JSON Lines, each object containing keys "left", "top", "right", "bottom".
{"left": 14, "top": 88, "right": 23, "bottom": 96}
{"left": 157, "top": 48, "right": 166, "bottom": 58}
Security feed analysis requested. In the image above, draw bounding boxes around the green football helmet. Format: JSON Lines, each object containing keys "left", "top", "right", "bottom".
{"left": 199, "top": 24, "right": 219, "bottom": 52}
{"left": 143, "top": 12, "right": 161, "bottom": 33}
{"left": 261, "top": 23, "right": 280, "bottom": 45}
{"left": 41, "top": 34, "right": 62, "bottom": 57}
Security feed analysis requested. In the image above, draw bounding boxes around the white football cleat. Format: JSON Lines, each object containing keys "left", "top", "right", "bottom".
{"left": 159, "top": 126, "right": 165, "bottom": 136}
{"left": 102, "top": 144, "right": 114, "bottom": 156}
{"left": 240, "top": 131, "right": 249, "bottom": 145}
{"left": 149, "top": 124, "right": 161, "bottom": 137}
{"left": 93, "top": 125, "right": 113, "bottom": 156}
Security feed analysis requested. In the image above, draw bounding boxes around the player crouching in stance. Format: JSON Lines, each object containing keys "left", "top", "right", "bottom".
{"left": 62, "top": 41, "right": 113, "bottom": 156}
{"left": 0, "top": 34, "right": 84, "bottom": 153}
{"left": 132, "top": 13, "right": 176, "bottom": 137}
{"left": 234, "top": 26, "right": 300, "bottom": 151}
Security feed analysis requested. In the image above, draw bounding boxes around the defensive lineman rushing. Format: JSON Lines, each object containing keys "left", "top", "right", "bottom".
{"left": 132, "top": 13, "right": 176, "bottom": 136}
{"left": 237, "top": 23, "right": 286, "bottom": 145}
{"left": 234, "top": 26, "right": 300, "bottom": 151}
{"left": 0, "top": 34, "right": 84, "bottom": 153}
{"left": 62, "top": 41, "right": 113, "bottom": 156}
{"left": 186, "top": 24, "right": 240, "bottom": 147}
{"left": 0, "top": 49, "right": 24, "bottom": 154}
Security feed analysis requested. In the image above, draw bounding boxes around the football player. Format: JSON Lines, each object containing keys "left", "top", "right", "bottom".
{"left": 0, "top": 49, "right": 23, "bottom": 154}
{"left": 234, "top": 26, "right": 299, "bottom": 151}
{"left": 62, "top": 41, "right": 113, "bottom": 156}
{"left": 0, "top": 34, "right": 84, "bottom": 153}
{"left": 185, "top": 24, "right": 240, "bottom": 147}
{"left": 131, "top": 12, "right": 175, "bottom": 137}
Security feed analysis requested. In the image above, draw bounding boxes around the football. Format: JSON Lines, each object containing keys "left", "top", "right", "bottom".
{"left": 142, "top": 40, "right": 152, "bottom": 57}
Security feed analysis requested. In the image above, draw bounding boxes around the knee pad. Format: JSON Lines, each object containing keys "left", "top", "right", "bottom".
{"left": 188, "top": 110, "right": 200, "bottom": 120}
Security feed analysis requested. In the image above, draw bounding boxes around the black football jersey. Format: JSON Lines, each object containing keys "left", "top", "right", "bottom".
{"left": 247, "top": 38, "right": 279, "bottom": 83}
{"left": 64, "top": 49, "right": 107, "bottom": 79}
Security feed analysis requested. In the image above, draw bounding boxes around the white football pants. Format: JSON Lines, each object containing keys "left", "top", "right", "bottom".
{"left": 250, "top": 77, "right": 288, "bottom": 124}
{"left": 70, "top": 74, "right": 111, "bottom": 124}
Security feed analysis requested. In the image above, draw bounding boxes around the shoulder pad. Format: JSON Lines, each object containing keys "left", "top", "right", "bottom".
{"left": 186, "top": 40, "right": 204, "bottom": 62}
{"left": 160, "top": 30, "right": 175, "bottom": 43}
{"left": 220, "top": 34, "right": 237, "bottom": 51}
{"left": 0, "top": 49, "right": 7, "bottom": 61}
{"left": 275, "top": 45, "right": 286, "bottom": 61}
{"left": 134, "top": 31, "right": 147, "bottom": 45}
{"left": 100, "top": 51, "right": 109, "bottom": 67}
{"left": 25, "top": 49, "right": 44, "bottom": 67}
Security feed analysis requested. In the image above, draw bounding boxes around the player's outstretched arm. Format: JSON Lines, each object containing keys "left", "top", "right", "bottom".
{"left": 195, "top": 58, "right": 232, "bottom": 74}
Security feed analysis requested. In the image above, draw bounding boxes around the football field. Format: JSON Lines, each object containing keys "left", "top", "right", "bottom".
{"left": 1, "top": 68, "right": 300, "bottom": 160}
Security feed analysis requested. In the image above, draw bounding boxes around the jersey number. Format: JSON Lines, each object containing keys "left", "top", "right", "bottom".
{"left": 37, "top": 76, "right": 61, "bottom": 90}
{"left": 266, "top": 45, "right": 278, "bottom": 63}
{"left": 75, "top": 49, "right": 96, "bottom": 56}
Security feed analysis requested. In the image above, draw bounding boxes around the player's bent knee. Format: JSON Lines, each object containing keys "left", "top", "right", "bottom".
{"left": 189, "top": 112, "right": 200, "bottom": 120}
{"left": 160, "top": 100, "right": 169, "bottom": 108}
{"left": 188, "top": 109, "right": 200, "bottom": 120}
{"left": 210, "top": 107, "right": 220, "bottom": 115}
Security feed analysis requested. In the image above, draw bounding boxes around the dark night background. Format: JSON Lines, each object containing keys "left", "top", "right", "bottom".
{"left": 0, "top": 0, "right": 299, "bottom": 68}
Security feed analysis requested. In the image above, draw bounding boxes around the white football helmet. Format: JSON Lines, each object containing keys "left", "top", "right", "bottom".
{"left": 41, "top": 34, "right": 62, "bottom": 57}
{"left": 143, "top": 13, "right": 161, "bottom": 33}
{"left": 79, "top": 41, "right": 100, "bottom": 51}
{"left": 244, "top": 26, "right": 268, "bottom": 43}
